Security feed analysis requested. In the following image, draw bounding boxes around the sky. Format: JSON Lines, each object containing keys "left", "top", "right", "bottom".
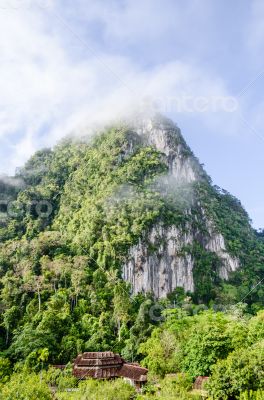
{"left": 0, "top": 0, "right": 264, "bottom": 228}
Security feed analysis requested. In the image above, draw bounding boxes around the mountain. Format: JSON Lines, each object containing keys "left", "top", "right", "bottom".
{"left": 0, "top": 114, "right": 263, "bottom": 305}
{"left": 0, "top": 113, "right": 263, "bottom": 368}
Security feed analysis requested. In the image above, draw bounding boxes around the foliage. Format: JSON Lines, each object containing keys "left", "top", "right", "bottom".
{"left": 138, "top": 374, "right": 201, "bottom": 400}
{"left": 0, "top": 357, "right": 11, "bottom": 383}
{"left": 207, "top": 341, "right": 264, "bottom": 399}
{"left": 0, "top": 119, "right": 264, "bottom": 399}
{"left": 72, "top": 378, "right": 135, "bottom": 400}
{"left": 197, "top": 182, "right": 264, "bottom": 307}
{"left": 0, "top": 372, "right": 52, "bottom": 399}
{"left": 140, "top": 309, "right": 264, "bottom": 385}
{"left": 239, "top": 391, "right": 264, "bottom": 400}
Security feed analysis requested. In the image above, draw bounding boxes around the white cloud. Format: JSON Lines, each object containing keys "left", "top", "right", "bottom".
{"left": 0, "top": 1, "right": 244, "bottom": 175}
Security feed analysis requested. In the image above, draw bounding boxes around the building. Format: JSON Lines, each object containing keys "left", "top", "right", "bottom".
{"left": 72, "top": 351, "right": 148, "bottom": 390}
{"left": 193, "top": 376, "right": 209, "bottom": 390}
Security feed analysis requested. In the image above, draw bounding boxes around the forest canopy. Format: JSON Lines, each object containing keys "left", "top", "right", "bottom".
{"left": 0, "top": 121, "right": 263, "bottom": 399}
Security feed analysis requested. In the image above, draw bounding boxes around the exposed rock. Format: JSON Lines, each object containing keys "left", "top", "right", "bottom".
{"left": 122, "top": 221, "right": 239, "bottom": 297}
{"left": 123, "top": 224, "right": 195, "bottom": 297}
{"left": 122, "top": 115, "right": 240, "bottom": 297}
{"left": 134, "top": 116, "right": 205, "bottom": 182}
{"left": 205, "top": 219, "right": 240, "bottom": 280}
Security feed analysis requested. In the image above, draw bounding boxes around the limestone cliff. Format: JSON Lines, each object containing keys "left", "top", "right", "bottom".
{"left": 122, "top": 115, "right": 240, "bottom": 297}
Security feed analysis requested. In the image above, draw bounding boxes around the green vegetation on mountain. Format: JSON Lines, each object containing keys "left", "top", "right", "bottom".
{"left": 0, "top": 117, "right": 263, "bottom": 398}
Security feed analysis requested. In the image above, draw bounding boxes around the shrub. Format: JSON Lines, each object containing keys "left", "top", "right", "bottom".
{"left": 0, "top": 357, "right": 11, "bottom": 383}
{"left": 0, "top": 372, "right": 52, "bottom": 400}
{"left": 207, "top": 341, "right": 264, "bottom": 399}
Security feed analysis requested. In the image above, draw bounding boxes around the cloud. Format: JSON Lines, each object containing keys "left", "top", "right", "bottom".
{"left": 0, "top": 173, "right": 25, "bottom": 188}
{"left": 0, "top": 1, "right": 247, "bottom": 176}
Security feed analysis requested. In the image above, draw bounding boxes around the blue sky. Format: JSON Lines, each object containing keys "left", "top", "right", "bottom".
{"left": 0, "top": 0, "right": 264, "bottom": 228}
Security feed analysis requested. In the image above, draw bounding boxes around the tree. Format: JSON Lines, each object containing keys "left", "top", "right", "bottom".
{"left": 113, "top": 282, "right": 131, "bottom": 342}
{"left": 71, "top": 265, "right": 87, "bottom": 308}
{"left": 23, "top": 274, "right": 46, "bottom": 312}
{"left": 139, "top": 328, "right": 178, "bottom": 377}
{"left": 181, "top": 312, "right": 232, "bottom": 378}
{"left": 208, "top": 342, "right": 264, "bottom": 399}
{"left": 2, "top": 305, "right": 20, "bottom": 345}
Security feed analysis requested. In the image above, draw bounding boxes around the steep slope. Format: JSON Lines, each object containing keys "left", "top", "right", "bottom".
{"left": 122, "top": 117, "right": 241, "bottom": 297}
{"left": 53, "top": 115, "right": 257, "bottom": 301}
{"left": 0, "top": 114, "right": 263, "bottom": 304}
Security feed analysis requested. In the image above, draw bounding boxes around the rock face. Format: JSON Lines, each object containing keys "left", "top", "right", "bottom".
{"left": 122, "top": 116, "right": 240, "bottom": 297}
{"left": 122, "top": 222, "right": 239, "bottom": 298}
{"left": 123, "top": 224, "right": 195, "bottom": 298}
{"left": 205, "top": 219, "right": 240, "bottom": 280}
{"left": 134, "top": 116, "right": 205, "bottom": 182}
